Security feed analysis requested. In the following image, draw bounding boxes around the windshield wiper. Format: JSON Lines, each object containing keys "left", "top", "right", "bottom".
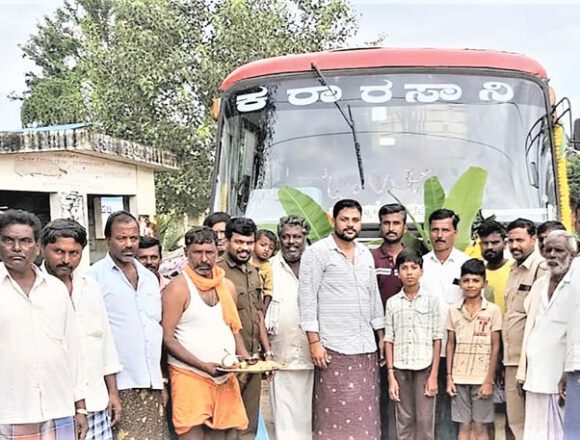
{"left": 311, "top": 63, "right": 365, "bottom": 189}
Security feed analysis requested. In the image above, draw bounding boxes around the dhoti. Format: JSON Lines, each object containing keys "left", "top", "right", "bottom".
{"left": 169, "top": 365, "right": 248, "bottom": 436}
{"left": 524, "top": 392, "right": 564, "bottom": 440}
{"left": 269, "top": 369, "right": 314, "bottom": 440}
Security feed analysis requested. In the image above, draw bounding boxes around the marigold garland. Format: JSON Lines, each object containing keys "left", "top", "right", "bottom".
{"left": 554, "top": 124, "right": 573, "bottom": 231}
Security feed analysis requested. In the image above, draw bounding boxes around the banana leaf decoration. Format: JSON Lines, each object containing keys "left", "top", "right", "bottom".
{"left": 422, "top": 176, "right": 446, "bottom": 244}
{"left": 442, "top": 167, "right": 487, "bottom": 251}
{"left": 275, "top": 166, "right": 487, "bottom": 250}
{"left": 277, "top": 187, "right": 333, "bottom": 242}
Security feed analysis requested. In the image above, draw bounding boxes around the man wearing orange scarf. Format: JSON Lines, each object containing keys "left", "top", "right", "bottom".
{"left": 162, "top": 226, "right": 251, "bottom": 439}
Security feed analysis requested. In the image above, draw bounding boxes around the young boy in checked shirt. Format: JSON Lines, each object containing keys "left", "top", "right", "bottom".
{"left": 385, "top": 249, "right": 442, "bottom": 440}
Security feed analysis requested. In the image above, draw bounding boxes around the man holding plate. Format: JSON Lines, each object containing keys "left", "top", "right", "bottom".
{"left": 162, "top": 226, "right": 251, "bottom": 439}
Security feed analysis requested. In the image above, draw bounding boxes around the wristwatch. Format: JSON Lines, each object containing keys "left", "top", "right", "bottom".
{"left": 76, "top": 408, "right": 89, "bottom": 416}
{"left": 263, "top": 350, "right": 274, "bottom": 358}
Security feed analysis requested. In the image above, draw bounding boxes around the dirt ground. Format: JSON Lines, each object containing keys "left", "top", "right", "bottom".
{"left": 259, "top": 383, "right": 510, "bottom": 440}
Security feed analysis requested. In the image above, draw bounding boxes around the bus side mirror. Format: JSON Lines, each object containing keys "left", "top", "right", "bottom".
{"left": 573, "top": 118, "right": 580, "bottom": 150}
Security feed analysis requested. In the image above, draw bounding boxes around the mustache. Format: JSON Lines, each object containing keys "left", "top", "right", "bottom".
{"left": 56, "top": 263, "right": 73, "bottom": 270}
{"left": 435, "top": 238, "right": 446, "bottom": 243}
{"left": 196, "top": 264, "right": 211, "bottom": 270}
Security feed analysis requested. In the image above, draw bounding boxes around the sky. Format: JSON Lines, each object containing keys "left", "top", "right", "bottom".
{"left": 1, "top": 0, "right": 580, "bottom": 130}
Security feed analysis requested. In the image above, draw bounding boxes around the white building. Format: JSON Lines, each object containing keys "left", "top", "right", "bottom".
{"left": 0, "top": 123, "right": 178, "bottom": 264}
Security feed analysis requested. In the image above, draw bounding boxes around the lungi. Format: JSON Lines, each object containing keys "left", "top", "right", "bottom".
{"left": 169, "top": 365, "right": 248, "bottom": 436}
{"left": 86, "top": 409, "right": 113, "bottom": 440}
{"left": 313, "top": 350, "right": 380, "bottom": 440}
{"left": 269, "top": 369, "right": 314, "bottom": 440}
{"left": 524, "top": 392, "right": 564, "bottom": 440}
{"left": 113, "top": 388, "right": 170, "bottom": 440}
{"left": 0, "top": 416, "right": 75, "bottom": 440}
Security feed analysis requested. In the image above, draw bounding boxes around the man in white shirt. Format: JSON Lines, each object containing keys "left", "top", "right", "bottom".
{"left": 421, "top": 208, "right": 469, "bottom": 440}
{"left": 0, "top": 209, "right": 88, "bottom": 440}
{"left": 41, "top": 218, "right": 123, "bottom": 440}
{"left": 88, "top": 211, "right": 168, "bottom": 439}
{"left": 516, "top": 230, "right": 577, "bottom": 440}
{"left": 267, "top": 215, "right": 314, "bottom": 440}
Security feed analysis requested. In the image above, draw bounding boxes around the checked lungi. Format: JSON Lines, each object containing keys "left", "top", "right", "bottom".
{"left": 0, "top": 416, "right": 76, "bottom": 439}
{"left": 86, "top": 409, "right": 113, "bottom": 440}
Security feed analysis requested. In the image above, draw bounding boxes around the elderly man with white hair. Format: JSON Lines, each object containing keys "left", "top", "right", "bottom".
{"left": 516, "top": 230, "right": 578, "bottom": 440}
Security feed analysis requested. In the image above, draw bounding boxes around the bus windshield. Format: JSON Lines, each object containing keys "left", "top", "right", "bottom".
{"left": 214, "top": 71, "right": 554, "bottom": 224}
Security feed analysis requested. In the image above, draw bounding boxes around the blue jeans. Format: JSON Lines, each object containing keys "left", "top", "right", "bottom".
{"left": 564, "top": 371, "right": 580, "bottom": 439}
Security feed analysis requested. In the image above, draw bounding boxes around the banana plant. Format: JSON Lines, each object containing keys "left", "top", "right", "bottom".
{"left": 420, "top": 166, "right": 487, "bottom": 251}
{"left": 273, "top": 166, "right": 487, "bottom": 250}
{"left": 422, "top": 176, "right": 445, "bottom": 241}
{"left": 277, "top": 186, "right": 332, "bottom": 242}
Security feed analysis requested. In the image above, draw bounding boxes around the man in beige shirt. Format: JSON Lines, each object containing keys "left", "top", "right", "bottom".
{"left": 503, "top": 218, "right": 547, "bottom": 440}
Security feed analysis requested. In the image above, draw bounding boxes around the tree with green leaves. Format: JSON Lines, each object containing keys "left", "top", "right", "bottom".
{"left": 13, "top": 0, "right": 360, "bottom": 216}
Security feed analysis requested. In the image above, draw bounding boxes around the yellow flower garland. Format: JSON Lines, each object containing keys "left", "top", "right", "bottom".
{"left": 554, "top": 124, "right": 573, "bottom": 231}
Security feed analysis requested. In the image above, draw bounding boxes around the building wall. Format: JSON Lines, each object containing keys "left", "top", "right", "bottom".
{"left": 0, "top": 150, "right": 157, "bottom": 266}
{"left": 0, "top": 150, "right": 155, "bottom": 207}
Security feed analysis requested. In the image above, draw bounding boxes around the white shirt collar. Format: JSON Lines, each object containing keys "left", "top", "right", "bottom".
{"left": 427, "top": 247, "right": 463, "bottom": 264}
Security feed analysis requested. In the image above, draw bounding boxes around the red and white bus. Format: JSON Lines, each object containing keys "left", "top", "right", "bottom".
{"left": 210, "top": 47, "right": 573, "bottom": 229}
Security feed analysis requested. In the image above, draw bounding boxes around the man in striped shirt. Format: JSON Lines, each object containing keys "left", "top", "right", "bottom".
{"left": 299, "top": 199, "right": 385, "bottom": 440}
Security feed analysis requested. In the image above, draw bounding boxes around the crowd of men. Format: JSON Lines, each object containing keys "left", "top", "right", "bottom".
{"left": 1, "top": 200, "right": 580, "bottom": 440}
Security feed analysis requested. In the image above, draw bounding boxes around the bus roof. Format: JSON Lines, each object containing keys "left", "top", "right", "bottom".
{"left": 220, "top": 48, "right": 547, "bottom": 91}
